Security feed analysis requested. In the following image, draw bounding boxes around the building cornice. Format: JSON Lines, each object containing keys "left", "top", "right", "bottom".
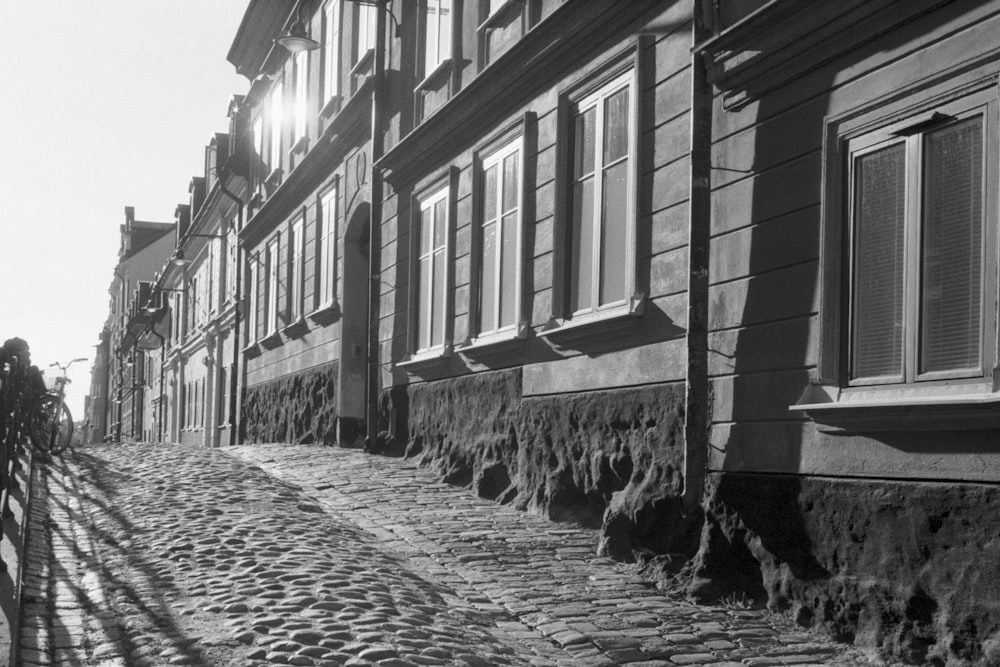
{"left": 377, "top": 0, "right": 664, "bottom": 185}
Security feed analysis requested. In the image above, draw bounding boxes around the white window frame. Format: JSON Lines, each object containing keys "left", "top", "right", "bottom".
{"left": 323, "top": 0, "right": 341, "bottom": 101}
{"left": 793, "top": 78, "right": 1000, "bottom": 428}
{"left": 266, "top": 236, "right": 280, "bottom": 336}
{"left": 411, "top": 183, "right": 452, "bottom": 357}
{"left": 567, "top": 68, "right": 637, "bottom": 318}
{"left": 474, "top": 136, "right": 523, "bottom": 340}
{"left": 294, "top": 50, "right": 309, "bottom": 143}
{"left": 354, "top": 2, "right": 377, "bottom": 64}
{"left": 423, "top": 0, "right": 453, "bottom": 77}
{"left": 289, "top": 215, "right": 305, "bottom": 323}
{"left": 247, "top": 255, "right": 259, "bottom": 344}
{"left": 269, "top": 82, "right": 284, "bottom": 173}
{"left": 317, "top": 184, "right": 339, "bottom": 309}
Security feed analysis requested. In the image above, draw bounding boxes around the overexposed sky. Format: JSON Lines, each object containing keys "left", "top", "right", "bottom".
{"left": 0, "top": 1, "right": 249, "bottom": 417}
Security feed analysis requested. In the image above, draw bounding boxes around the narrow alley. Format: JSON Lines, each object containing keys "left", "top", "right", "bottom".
{"left": 16, "top": 443, "right": 871, "bottom": 667}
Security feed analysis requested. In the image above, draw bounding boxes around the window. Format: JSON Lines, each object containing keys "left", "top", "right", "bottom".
{"left": 354, "top": 2, "right": 377, "bottom": 63}
{"left": 476, "top": 138, "right": 522, "bottom": 336}
{"left": 247, "top": 255, "right": 259, "bottom": 342}
{"left": 269, "top": 82, "right": 284, "bottom": 172}
{"left": 566, "top": 68, "right": 636, "bottom": 317}
{"left": 289, "top": 215, "right": 305, "bottom": 322}
{"left": 254, "top": 114, "right": 266, "bottom": 175}
{"left": 845, "top": 92, "right": 993, "bottom": 386}
{"left": 323, "top": 0, "right": 341, "bottom": 100}
{"left": 414, "top": 185, "right": 451, "bottom": 353}
{"left": 226, "top": 224, "right": 237, "bottom": 303}
{"left": 266, "top": 237, "right": 280, "bottom": 335}
{"left": 294, "top": 50, "right": 309, "bottom": 143}
{"left": 317, "top": 185, "right": 339, "bottom": 307}
{"left": 423, "top": 0, "right": 452, "bottom": 75}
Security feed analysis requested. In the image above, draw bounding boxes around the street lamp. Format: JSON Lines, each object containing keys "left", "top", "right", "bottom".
{"left": 275, "top": 4, "right": 321, "bottom": 52}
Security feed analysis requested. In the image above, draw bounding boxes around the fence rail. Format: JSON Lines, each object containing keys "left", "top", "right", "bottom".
{"left": 0, "top": 337, "right": 43, "bottom": 662}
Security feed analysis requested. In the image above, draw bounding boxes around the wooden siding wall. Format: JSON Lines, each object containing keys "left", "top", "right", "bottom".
{"left": 706, "top": 2, "right": 1000, "bottom": 482}
{"left": 379, "top": 5, "right": 695, "bottom": 394}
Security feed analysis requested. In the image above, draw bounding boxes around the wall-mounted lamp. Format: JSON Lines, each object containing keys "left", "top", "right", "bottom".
{"left": 144, "top": 288, "right": 184, "bottom": 314}
{"left": 276, "top": 5, "right": 321, "bottom": 52}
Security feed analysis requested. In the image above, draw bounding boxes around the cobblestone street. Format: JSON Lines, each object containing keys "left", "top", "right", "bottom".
{"left": 17, "top": 443, "right": 875, "bottom": 666}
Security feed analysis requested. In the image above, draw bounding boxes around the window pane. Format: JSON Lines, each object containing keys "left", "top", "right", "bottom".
{"left": 920, "top": 116, "right": 983, "bottom": 374}
{"left": 500, "top": 211, "right": 518, "bottom": 327}
{"left": 603, "top": 86, "right": 630, "bottom": 164}
{"left": 483, "top": 165, "right": 497, "bottom": 224}
{"left": 324, "top": 0, "right": 340, "bottom": 99}
{"left": 418, "top": 256, "right": 431, "bottom": 349}
{"left": 574, "top": 107, "right": 596, "bottom": 180}
{"left": 570, "top": 176, "right": 595, "bottom": 312}
{"left": 431, "top": 251, "right": 445, "bottom": 347}
{"left": 433, "top": 198, "right": 447, "bottom": 248}
{"left": 599, "top": 160, "right": 628, "bottom": 306}
{"left": 420, "top": 205, "right": 433, "bottom": 255}
{"left": 502, "top": 153, "right": 518, "bottom": 213}
{"left": 438, "top": 0, "right": 451, "bottom": 64}
{"left": 424, "top": 2, "right": 439, "bottom": 73}
{"left": 479, "top": 221, "right": 497, "bottom": 332}
{"left": 851, "top": 143, "right": 906, "bottom": 380}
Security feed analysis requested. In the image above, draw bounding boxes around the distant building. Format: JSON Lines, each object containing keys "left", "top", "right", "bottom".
{"left": 99, "top": 207, "right": 174, "bottom": 442}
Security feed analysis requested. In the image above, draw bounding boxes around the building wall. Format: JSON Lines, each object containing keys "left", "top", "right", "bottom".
{"left": 376, "top": 0, "right": 696, "bottom": 557}
{"left": 693, "top": 2, "right": 1000, "bottom": 661}
{"left": 238, "top": 1, "right": 375, "bottom": 445}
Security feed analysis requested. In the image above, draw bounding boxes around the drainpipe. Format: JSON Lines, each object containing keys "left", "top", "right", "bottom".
{"left": 217, "top": 178, "right": 244, "bottom": 448}
{"left": 366, "top": 0, "right": 388, "bottom": 449}
{"left": 683, "top": 1, "right": 714, "bottom": 512}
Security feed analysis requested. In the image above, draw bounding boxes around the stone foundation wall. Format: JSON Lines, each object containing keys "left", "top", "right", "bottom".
{"left": 242, "top": 362, "right": 339, "bottom": 445}
{"left": 398, "top": 369, "right": 695, "bottom": 560}
{"left": 690, "top": 472, "right": 1000, "bottom": 665}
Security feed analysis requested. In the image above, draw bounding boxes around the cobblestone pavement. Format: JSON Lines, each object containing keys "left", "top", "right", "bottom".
{"left": 18, "top": 442, "right": 876, "bottom": 666}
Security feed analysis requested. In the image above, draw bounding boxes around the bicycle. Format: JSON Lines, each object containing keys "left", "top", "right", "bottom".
{"left": 29, "top": 357, "right": 86, "bottom": 456}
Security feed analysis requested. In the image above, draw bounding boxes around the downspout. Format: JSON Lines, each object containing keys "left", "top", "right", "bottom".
{"left": 366, "top": 0, "right": 388, "bottom": 449}
{"left": 683, "top": 1, "right": 714, "bottom": 511}
{"left": 217, "top": 177, "right": 244, "bottom": 448}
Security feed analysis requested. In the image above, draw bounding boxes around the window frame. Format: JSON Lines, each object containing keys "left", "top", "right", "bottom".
{"left": 315, "top": 180, "right": 340, "bottom": 312}
{"left": 794, "top": 77, "right": 1000, "bottom": 428}
{"left": 421, "top": 0, "right": 453, "bottom": 79}
{"left": 269, "top": 81, "right": 284, "bottom": 177}
{"left": 322, "top": 0, "right": 342, "bottom": 106}
{"left": 265, "top": 236, "right": 281, "bottom": 337}
{"left": 403, "top": 170, "right": 458, "bottom": 364}
{"left": 466, "top": 128, "right": 527, "bottom": 347}
{"left": 545, "top": 49, "right": 644, "bottom": 341}
{"left": 288, "top": 214, "right": 305, "bottom": 324}
{"left": 293, "top": 49, "right": 310, "bottom": 147}
{"left": 353, "top": 1, "right": 377, "bottom": 65}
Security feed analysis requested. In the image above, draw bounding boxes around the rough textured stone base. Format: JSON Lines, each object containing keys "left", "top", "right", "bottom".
{"left": 690, "top": 472, "right": 1000, "bottom": 665}
{"left": 395, "top": 369, "right": 694, "bottom": 560}
{"left": 242, "top": 362, "right": 339, "bottom": 445}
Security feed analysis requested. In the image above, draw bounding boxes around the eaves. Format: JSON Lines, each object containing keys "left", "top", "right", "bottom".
{"left": 377, "top": 0, "right": 666, "bottom": 186}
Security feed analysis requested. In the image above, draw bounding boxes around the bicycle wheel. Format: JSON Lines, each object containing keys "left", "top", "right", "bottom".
{"left": 29, "top": 395, "right": 74, "bottom": 455}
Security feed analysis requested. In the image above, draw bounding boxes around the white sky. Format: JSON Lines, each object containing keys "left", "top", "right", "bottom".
{"left": 0, "top": 1, "right": 249, "bottom": 418}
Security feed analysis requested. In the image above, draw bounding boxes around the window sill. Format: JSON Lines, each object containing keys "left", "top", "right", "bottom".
{"left": 791, "top": 381, "right": 1000, "bottom": 432}
{"left": 307, "top": 300, "right": 340, "bottom": 325}
{"left": 242, "top": 341, "right": 262, "bottom": 359}
{"left": 478, "top": 0, "right": 523, "bottom": 31}
{"left": 351, "top": 49, "right": 374, "bottom": 77}
{"left": 290, "top": 136, "right": 309, "bottom": 156}
{"left": 260, "top": 331, "right": 282, "bottom": 350}
{"left": 415, "top": 58, "right": 453, "bottom": 93}
{"left": 396, "top": 345, "right": 452, "bottom": 371}
{"left": 319, "top": 95, "right": 342, "bottom": 120}
{"left": 282, "top": 317, "right": 308, "bottom": 339}
{"left": 538, "top": 294, "right": 644, "bottom": 348}
{"left": 456, "top": 322, "right": 527, "bottom": 361}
